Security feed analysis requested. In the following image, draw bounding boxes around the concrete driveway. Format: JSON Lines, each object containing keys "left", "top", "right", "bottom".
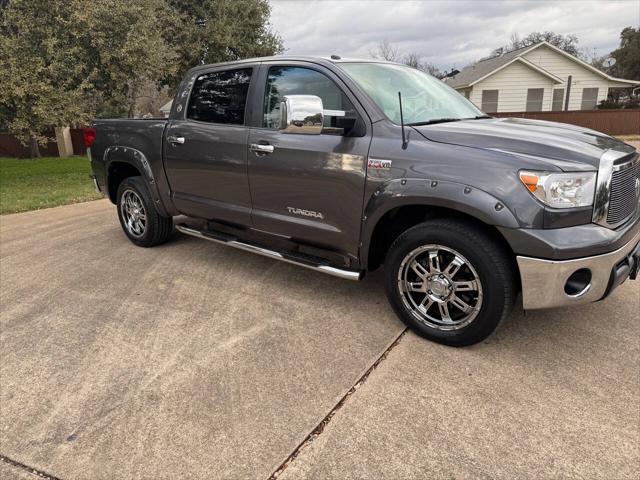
{"left": 1, "top": 199, "right": 638, "bottom": 479}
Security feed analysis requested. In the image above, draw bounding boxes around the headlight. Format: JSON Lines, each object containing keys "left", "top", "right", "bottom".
{"left": 519, "top": 170, "right": 596, "bottom": 208}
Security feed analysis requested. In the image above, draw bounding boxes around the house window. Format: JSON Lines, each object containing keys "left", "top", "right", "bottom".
{"left": 581, "top": 88, "right": 599, "bottom": 110}
{"left": 526, "top": 88, "right": 544, "bottom": 112}
{"left": 552, "top": 89, "right": 565, "bottom": 111}
{"left": 463, "top": 89, "right": 471, "bottom": 99}
{"left": 187, "top": 68, "right": 253, "bottom": 125}
{"left": 481, "top": 90, "right": 499, "bottom": 113}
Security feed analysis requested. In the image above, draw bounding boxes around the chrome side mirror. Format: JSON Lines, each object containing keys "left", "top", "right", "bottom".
{"left": 279, "top": 95, "right": 324, "bottom": 134}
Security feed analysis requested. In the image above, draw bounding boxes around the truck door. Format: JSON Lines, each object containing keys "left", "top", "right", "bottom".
{"left": 164, "top": 66, "right": 255, "bottom": 224}
{"left": 247, "top": 63, "right": 371, "bottom": 257}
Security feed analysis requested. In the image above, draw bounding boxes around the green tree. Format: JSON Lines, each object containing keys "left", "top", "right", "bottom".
{"left": 610, "top": 27, "right": 640, "bottom": 81}
{"left": 1, "top": 0, "right": 283, "bottom": 156}
{"left": 164, "top": 0, "right": 283, "bottom": 89}
{"left": 73, "top": 0, "right": 179, "bottom": 118}
{"left": 0, "top": 0, "right": 178, "bottom": 155}
{"left": 0, "top": 0, "right": 92, "bottom": 156}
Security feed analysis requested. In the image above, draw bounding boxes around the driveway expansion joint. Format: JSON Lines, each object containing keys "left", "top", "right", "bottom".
{"left": 267, "top": 328, "right": 409, "bottom": 479}
{"left": 0, "top": 454, "right": 62, "bottom": 480}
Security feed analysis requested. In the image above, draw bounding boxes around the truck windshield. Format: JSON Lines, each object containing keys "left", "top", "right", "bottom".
{"left": 340, "top": 62, "right": 485, "bottom": 125}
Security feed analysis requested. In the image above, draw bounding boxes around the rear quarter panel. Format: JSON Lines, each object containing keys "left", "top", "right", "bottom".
{"left": 91, "top": 119, "right": 176, "bottom": 216}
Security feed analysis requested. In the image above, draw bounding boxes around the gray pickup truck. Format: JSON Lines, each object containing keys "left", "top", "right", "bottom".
{"left": 88, "top": 56, "right": 640, "bottom": 346}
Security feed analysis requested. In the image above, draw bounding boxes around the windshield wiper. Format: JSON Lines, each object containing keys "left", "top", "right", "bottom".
{"left": 408, "top": 115, "right": 492, "bottom": 126}
{"left": 407, "top": 118, "right": 463, "bottom": 126}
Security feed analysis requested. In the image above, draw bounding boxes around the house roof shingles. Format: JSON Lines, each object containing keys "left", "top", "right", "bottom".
{"left": 444, "top": 44, "right": 533, "bottom": 89}
{"left": 445, "top": 41, "right": 640, "bottom": 89}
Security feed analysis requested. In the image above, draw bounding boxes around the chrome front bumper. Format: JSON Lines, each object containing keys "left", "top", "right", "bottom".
{"left": 517, "top": 229, "right": 640, "bottom": 309}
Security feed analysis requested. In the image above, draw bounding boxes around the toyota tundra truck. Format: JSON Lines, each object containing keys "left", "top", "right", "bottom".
{"left": 87, "top": 56, "right": 640, "bottom": 346}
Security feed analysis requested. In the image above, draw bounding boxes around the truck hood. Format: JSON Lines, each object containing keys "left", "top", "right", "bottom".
{"left": 412, "top": 117, "right": 635, "bottom": 170}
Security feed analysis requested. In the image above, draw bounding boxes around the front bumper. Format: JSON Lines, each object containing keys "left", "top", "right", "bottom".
{"left": 517, "top": 229, "right": 640, "bottom": 309}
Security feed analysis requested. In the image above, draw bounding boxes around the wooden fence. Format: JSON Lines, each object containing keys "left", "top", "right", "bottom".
{"left": 0, "top": 129, "right": 87, "bottom": 158}
{"left": 492, "top": 109, "right": 640, "bottom": 136}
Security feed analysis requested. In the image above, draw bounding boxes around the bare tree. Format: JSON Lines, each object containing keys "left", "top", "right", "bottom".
{"left": 369, "top": 41, "right": 444, "bottom": 78}
{"left": 491, "top": 31, "right": 580, "bottom": 57}
{"left": 403, "top": 52, "right": 443, "bottom": 78}
{"left": 369, "top": 39, "right": 402, "bottom": 62}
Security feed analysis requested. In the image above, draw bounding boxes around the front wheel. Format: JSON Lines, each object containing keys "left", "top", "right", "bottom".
{"left": 116, "top": 177, "right": 173, "bottom": 247}
{"left": 385, "top": 219, "right": 517, "bottom": 347}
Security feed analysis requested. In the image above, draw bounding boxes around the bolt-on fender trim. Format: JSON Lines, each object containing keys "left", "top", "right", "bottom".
{"left": 360, "top": 178, "right": 520, "bottom": 267}
{"left": 104, "top": 145, "right": 171, "bottom": 217}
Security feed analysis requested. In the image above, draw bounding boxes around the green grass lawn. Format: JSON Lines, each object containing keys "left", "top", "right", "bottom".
{"left": 0, "top": 156, "right": 103, "bottom": 214}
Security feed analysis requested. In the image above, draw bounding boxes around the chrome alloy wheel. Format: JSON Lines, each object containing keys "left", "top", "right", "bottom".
{"left": 398, "top": 244, "right": 483, "bottom": 331}
{"left": 120, "top": 189, "right": 147, "bottom": 238}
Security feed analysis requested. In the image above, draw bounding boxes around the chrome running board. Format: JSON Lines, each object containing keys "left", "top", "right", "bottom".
{"left": 175, "top": 224, "right": 363, "bottom": 281}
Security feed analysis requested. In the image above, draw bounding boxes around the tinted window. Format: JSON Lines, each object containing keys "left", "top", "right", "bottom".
{"left": 263, "top": 66, "right": 354, "bottom": 129}
{"left": 526, "top": 88, "right": 544, "bottom": 112}
{"left": 187, "top": 68, "right": 252, "bottom": 124}
{"left": 481, "top": 90, "right": 499, "bottom": 113}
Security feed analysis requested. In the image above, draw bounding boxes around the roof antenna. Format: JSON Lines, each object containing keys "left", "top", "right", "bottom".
{"left": 398, "top": 92, "right": 408, "bottom": 149}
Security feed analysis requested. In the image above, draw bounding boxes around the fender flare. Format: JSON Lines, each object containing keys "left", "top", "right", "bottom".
{"left": 104, "top": 145, "right": 170, "bottom": 217}
{"left": 360, "top": 178, "right": 521, "bottom": 266}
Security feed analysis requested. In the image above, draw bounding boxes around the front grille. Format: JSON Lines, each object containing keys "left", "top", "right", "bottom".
{"left": 606, "top": 156, "right": 640, "bottom": 225}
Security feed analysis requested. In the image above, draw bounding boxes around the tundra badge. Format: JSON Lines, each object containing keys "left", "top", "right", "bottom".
{"left": 287, "top": 207, "right": 325, "bottom": 220}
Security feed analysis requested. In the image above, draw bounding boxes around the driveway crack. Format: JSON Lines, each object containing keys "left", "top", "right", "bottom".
{"left": 267, "top": 327, "right": 409, "bottom": 479}
{"left": 0, "top": 454, "right": 62, "bottom": 480}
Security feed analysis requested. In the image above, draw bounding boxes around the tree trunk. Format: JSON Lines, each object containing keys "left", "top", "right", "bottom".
{"left": 29, "top": 137, "right": 41, "bottom": 158}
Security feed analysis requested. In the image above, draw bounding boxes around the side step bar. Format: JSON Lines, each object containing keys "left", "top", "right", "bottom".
{"left": 175, "top": 224, "right": 363, "bottom": 281}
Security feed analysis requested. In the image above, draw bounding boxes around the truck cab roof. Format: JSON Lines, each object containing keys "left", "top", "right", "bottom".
{"left": 186, "top": 55, "right": 398, "bottom": 75}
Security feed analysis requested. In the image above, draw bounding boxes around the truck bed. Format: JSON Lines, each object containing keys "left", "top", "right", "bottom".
{"left": 90, "top": 118, "right": 171, "bottom": 213}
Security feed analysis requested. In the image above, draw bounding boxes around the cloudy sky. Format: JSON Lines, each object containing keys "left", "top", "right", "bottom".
{"left": 269, "top": 0, "right": 639, "bottom": 70}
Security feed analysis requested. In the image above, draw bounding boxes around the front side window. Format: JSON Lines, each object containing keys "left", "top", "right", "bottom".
{"left": 581, "top": 88, "right": 599, "bottom": 110}
{"left": 341, "top": 62, "right": 484, "bottom": 124}
{"left": 526, "top": 88, "right": 544, "bottom": 112}
{"left": 263, "top": 66, "right": 354, "bottom": 129}
{"left": 187, "top": 68, "right": 252, "bottom": 124}
{"left": 481, "top": 90, "right": 499, "bottom": 113}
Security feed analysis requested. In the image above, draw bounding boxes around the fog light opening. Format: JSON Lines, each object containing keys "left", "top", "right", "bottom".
{"left": 564, "top": 268, "right": 592, "bottom": 297}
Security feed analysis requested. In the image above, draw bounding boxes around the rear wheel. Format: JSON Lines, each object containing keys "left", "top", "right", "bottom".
{"left": 116, "top": 177, "right": 173, "bottom": 247}
{"left": 385, "top": 219, "right": 516, "bottom": 346}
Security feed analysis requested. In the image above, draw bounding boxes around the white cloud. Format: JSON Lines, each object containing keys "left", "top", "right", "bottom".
{"left": 269, "top": 0, "right": 639, "bottom": 70}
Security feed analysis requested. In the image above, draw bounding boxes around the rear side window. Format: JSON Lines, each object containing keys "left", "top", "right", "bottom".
{"left": 187, "top": 68, "right": 252, "bottom": 125}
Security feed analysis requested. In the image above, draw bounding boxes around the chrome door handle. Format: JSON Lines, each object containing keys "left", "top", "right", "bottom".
{"left": 249, "top": 143, "right": 274, "bottom": 154}
{"left": 167, "top": 135, "right": 185, "bottom": 145}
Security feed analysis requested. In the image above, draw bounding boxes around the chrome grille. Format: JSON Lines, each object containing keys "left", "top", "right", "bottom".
{"left": 593, "top": 150, "right": 640, "bottom": 229}
{"left": 606, "top": 156, "right": 639, "bottom": 225}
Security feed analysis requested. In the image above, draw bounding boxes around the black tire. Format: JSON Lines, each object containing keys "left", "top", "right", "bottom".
{"left": 116, "top": 176, "right": 173, "bottom": 247}
{"left": 384, "top": 218, "right": 517, "bottom": 347}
